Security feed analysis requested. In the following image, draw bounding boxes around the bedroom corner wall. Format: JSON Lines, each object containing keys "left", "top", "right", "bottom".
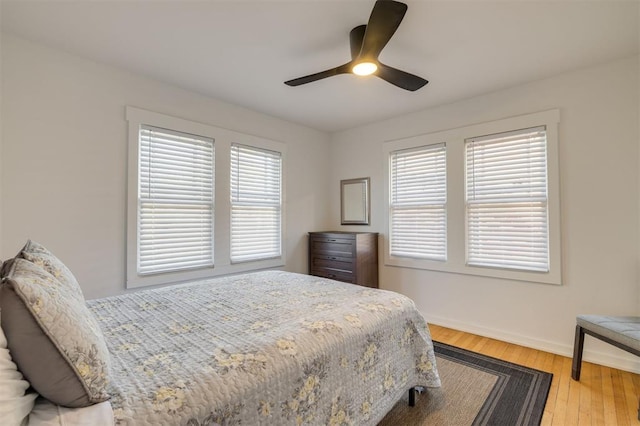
{"left": 0, "top": 25, "right": 4, "bottom": 247}
{"left": 637, "top": 3, "right": 640, "bottom": 317}
{"left": 329, "top": 56, "right": 640, "bottom": 373}
{"left": 0, "top": 34, "right": 332, "bottom": 299}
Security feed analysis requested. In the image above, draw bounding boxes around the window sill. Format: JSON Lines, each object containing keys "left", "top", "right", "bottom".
{"left": 384, "top": 255, "right": 561, "bottom": 286}
{"left": 127, "top": 257, "right": 285, "bottom": 289}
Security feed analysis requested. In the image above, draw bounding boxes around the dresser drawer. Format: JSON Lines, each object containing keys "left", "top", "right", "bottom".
{"left": 311, "top": 257, "right": 353, "bottom": 272}
{"left": 309, "top": 236, "right": 354, "bottom": 257}
{"left": 311, "top": 268, "right": 354, "bottom": 283}
{"left": 310, "top": 252, "right": 353, "bottom": 263}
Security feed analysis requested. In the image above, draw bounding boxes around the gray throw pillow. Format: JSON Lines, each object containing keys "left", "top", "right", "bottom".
{"left": 0, "top": 259, "right": 111, "bottom": 407}
{"left": 17, "top": 240, "right": 85, "bottom": 302}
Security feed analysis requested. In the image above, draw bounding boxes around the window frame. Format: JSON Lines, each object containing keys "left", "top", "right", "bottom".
{"left": 230, "top": 143, "right": 283, "bottom": 264}
{"left": 465, "top": 126, "right": 550, "bottom": 273}
{"left": 137, "top": 124, "right": 215, "bottom": 276}
{"left": 389, "top": 143, "right": 448, "bottom": 262}
{"left": 126, "top": 107, "right": 286, "bottom": 289}
{"left": 383, "top": 109, "right": 561, "bottom": 285}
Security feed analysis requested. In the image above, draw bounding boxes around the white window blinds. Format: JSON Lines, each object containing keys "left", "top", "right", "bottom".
{"left": 138, "top": 125, "right": 214, "bottom": 275}
{"left": 465, "top": 126, "right": 549, "bottom": 272}
{"left": 390, "top": 144, "right": 447, "bottom": 260}
{"left": 231, "top": 144, "right": 282, "bottom": 263}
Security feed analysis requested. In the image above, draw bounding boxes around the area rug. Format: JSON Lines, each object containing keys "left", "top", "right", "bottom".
{"left": 379, "top": 341, "right": 553, "bottom": 426}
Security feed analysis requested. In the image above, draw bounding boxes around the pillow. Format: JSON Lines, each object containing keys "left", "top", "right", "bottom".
{"left": 29, "top": 398, "right": 115, "bottom": 426}
{"left": 13, "top": 240, "right": 85, "bottom": 302}
{"left": 0, "top": 323, "right": 37, "bottom": 426}
{"left": 0, "top": 259, "right": 111, "bottom": 408}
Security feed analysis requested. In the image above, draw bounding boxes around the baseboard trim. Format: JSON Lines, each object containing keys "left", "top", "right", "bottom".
{"left": 424, "top": 313, "right": 640, "bottom": 375}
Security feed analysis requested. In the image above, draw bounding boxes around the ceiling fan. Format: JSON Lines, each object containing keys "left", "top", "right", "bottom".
{"left": 284, "top": 0, "right": 428, "bottom": 92}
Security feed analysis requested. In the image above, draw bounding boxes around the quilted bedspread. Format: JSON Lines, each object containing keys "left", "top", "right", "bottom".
{"left": 87, "top": 271, "right": 440, "bottom": 425}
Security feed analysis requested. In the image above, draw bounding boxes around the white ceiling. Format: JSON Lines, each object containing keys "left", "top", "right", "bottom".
{"left": 1, "top": 1, "right": 638, "bottom": 132}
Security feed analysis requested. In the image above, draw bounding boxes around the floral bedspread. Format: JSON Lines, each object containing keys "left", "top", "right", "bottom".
{"left": 88, "top": 271, "right": 440, "bottom": 425}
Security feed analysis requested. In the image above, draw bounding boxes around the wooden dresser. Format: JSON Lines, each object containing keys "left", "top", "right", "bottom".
{"left": 308, "top": 231, "right": 378, "bottom": 288}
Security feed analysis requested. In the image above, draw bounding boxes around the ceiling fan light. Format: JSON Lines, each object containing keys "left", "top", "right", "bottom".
{"left": 353, "top": 62, "right": 378, "bottom": 76}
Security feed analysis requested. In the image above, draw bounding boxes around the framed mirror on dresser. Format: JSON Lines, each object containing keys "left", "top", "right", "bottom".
{"left": 340, "top": 177, "right": 370, "bottom": 225}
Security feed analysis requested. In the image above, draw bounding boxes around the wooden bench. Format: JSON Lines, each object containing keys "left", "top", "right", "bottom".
{"left": 571, "top": 315, "right": 640, "bottom": 419}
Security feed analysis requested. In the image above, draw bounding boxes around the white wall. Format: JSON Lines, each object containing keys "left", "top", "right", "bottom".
{"left": 330, "top": 56, "right": 640, "bottom": 372}
{"left": 0, "top": 29, "right": 3, "bottom": 245}
{"left": 1, "top": 34, "right": 332, "bottom": 299}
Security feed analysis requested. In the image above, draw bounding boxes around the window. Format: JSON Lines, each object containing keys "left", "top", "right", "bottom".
{"left": 126, "top": 107, "right": 285, "bottom": 288}
{"left": 466, "top": 127, "right": 549, "bottom": 272}
{"left": 383, "top": 110, "right": 561, "bottom": 285}
{"left": 390, "top": 144, "right": 447, "bottom": 261}
{"left": 231, "top": 144, "right": 282, "bottom": 263}
{"left": 138, "top": 126, "right": 214, "bottom": 275}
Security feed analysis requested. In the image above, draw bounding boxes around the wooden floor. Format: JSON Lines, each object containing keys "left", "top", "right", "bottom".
{"left": 429, "top": 324, "right": 640, "bottom": 425}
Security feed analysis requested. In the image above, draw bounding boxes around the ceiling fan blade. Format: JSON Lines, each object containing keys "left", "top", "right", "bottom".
{"left": 359, "top": 0, "right": 407, "bottom": 60}
{"left": 349, "top": 25, "right": 366, "bottom": 60}
{"left": 376, "top": 62, "right": 428, "bottom": 91}
{"left": 284, "top": 63, "right": 352, "bottom": 87}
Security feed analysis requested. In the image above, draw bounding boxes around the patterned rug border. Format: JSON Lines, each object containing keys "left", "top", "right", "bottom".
{"left": 433, "top": 341, "right": 553, "bottom": 426}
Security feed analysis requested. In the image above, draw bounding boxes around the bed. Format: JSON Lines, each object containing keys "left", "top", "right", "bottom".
{"left": 1, "top": 242, "right": 440, "bottom": 426}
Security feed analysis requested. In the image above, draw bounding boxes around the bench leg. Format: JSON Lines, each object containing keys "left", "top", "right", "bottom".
{"left": 571, "top": 325, "right": 585, "bottom": 381}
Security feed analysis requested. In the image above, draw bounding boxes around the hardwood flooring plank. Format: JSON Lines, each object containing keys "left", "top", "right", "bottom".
{"left": 545, "top": 354, "right": 564, "bottom": 416}
{"left": 621, "top": 368, "right": 638, "bottom": 423}
{"left": 577, "top": 360, "right": 591, "bottom": 425}
{"left": 611, "top": 368, "right": 631, "bottom": 425}
{"left": 589, "top": 360, "right": 605, "bottom": 426}
{"left": 601, "top": 366, "right": 619, "bottom": 425}
{"left": 550, "top": 357, "right": 571, "bottom": 425}
{"left": 564, "top": 357, "right": 581, "bottom": 425}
